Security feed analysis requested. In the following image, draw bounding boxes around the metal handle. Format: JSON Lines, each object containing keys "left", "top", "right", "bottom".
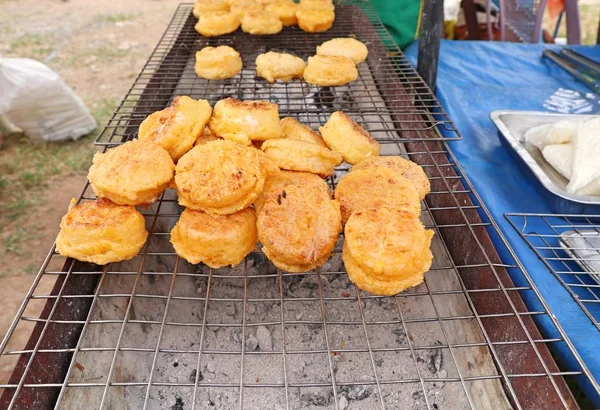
{"left": 543, "top": 49, "right": 600, "bottom": 94}
{"left": 560, "top": 49, "right": 600, "bottom": 78}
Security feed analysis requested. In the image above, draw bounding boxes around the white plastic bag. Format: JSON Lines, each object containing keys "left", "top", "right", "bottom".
{"left": 0, "top": 57, "right": 97, "bottom": 142}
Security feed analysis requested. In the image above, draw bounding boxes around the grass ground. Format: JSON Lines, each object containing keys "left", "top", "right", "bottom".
{"left": 0, "top": 1, "right": 181, "bottom": 276}
{"left": 0, "top": 99, "right": 114, "bottom": 275}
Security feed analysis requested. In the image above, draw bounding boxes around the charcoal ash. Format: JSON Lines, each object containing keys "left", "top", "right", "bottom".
{"left": 188, "top": 369, "right": 203, "bottom": 383}
{"left": 427, "top": 342, "right": 443, "bottom": 374}
{"left": 245, "top": 334, "right": 258, "bottom": 351}
{"left": 338, "top": 395, "right": 349, "bottom": 410}
{"left": 392, "top": 327, "right": 406, "bottom": 344}
{"left": 256, "top": 325, "right": 273, "bottom": 351}
{"left": 311, "top": 86, "right": 356, "bottom": 112}
{"left": 340, "top": 385, "right": 372, "bottom": 401}
{"left": 300, "top": 390, "right": 333, "bottom": 407}
{"left": 170, "top": 397, "right": 184, "bottom": 410}
{"left": 232, "top": 329, "right": 243, "bottom": 345}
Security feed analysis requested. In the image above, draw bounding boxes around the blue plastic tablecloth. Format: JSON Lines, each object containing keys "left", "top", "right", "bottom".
{"left": 404, "top": 40, "right": 600, "bottom": 401}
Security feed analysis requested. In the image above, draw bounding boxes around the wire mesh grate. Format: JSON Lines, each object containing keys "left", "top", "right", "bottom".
{"left": 1, "top": 2, "right": 599, "bottom": 409}
{"left": 506, "top": 213, "right": 600, "bottom": 331}
{"left": 94, "top": 1, "right": 461, "bottom": 147}
{"left": 500, "top": 0, "right": 543, "bottom": 42}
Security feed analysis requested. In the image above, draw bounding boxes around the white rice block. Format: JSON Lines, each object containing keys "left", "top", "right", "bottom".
{"left": 567, "top": 118, "right": 600, "bottom": 196}
{"left": 524, "top": 120, "right": 577, "bottom": 149}
{"left": 542, "top": 143, "right": 573, "bottom": 180}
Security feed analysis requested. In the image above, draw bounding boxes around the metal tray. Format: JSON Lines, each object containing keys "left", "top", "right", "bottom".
{"left": 559, "top": 229, "right": 600, "bottom": 284}
{"left": 490, "top": 110, "right": 600, "bottom": 214}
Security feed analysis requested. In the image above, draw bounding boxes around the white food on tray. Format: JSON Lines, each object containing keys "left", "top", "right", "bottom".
{"left": 523, "top": 116, "right": 600, "bottom": 197}
{"left": 524, "top": 119, "right": 577, "bottom": 149}
{"left": 567, "top": 117, "right": 600, "bottom": 196}
{"left": 542, "top": 143, "right": 573, "bottom": 179}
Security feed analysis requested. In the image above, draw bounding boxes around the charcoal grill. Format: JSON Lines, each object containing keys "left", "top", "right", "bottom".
{"left": 1, "top": 2, "right": 599, "bottom": 409}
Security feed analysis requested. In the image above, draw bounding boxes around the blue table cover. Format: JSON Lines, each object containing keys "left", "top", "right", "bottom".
{"left": 404, "top": 40, "right": 600, "bottom": 402}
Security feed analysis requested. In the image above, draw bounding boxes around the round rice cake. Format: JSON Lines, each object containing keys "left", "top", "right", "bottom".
{"left": 170, "top": 207, "right": 257, "bottom": 268}
{"left": 241, "top": 10, "right": 283, "bottom": 34}
{"left": 319, "top": 111, "right": 379, "bottom": 164}
{"left": 257, "top": 184, "right": 341, "bottom": 272}
{"left": 195, "top": 11, "right": 240, "bottom": 36}
{"left": 316, "top": 37, "right": 368, "bottom": 64}
{"left": 299, "top": 0, "right": 334, "bottom": 10}
{"left": 343, "top": 207, "right": 434, "bottom": 295}
{"left": 256, "top": 51, "right": 306, "bottom": 82}
{"left": 56, "top": 198, "right": 148, "bottom": 265}
{"left": 230, "top": 0, "right": 263, "bottom": 18}
{"left": 254, "top": 169, "right": 329, "bottom": 213}
{"left": 88, "top": 139, "right": 174, "bottom": 206}
{"left": 265, "top": 0, "right": 299, "bottom": 25}
{"left": 138, "top": 96, "right": 212, "bottom": 162}
{"left": 194, "top": 46, "right": 242, "bottom": 80}
{"left": 351, "top": 156, "right": 430, "bottom": 200}
{"left": 334, "top": 167, "right": 421, "bottom": 225}
{"left": 296, "top": 7, "right": 335, "bottom": 32}
{"left": 303, "top": 55, "right": 357, "bottom": 86}
{"left": 280, "top": 117, "right": 326, "bottom": 147}
{"left": 193, "top": 0, "right": 229, "bottom": 17}
{"left": 209, "top": 98, "right": 281, "bottom": 145}
{"left": 261, "top": 138, "right": 342, "bottom": 177}
{"left": 174, "top": 139, "right": 268, "bottom": 214}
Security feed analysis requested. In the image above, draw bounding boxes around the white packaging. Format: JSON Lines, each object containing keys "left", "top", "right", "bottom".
{"left": 0, "top": 57, "right": 97, "bottom": 142}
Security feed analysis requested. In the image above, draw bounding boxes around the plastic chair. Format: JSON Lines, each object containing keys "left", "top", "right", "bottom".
{"left": 497, "top": 0, "right": 581, "bottom": 43}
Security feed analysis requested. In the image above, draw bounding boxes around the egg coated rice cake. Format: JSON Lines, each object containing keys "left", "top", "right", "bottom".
{"left": 280, "top": 117, "right": 326, "bottom": 147}
{"left": 261, "top": 138, "right": 342, "bottom": 177}
{"left": 209, "top": 98, "right": 281, "bottom": 145}
{"left": 170, "top": 207, "right": 257, "bottom": 268}
{"left": 88, "top": 139, "right": 174, "bottom": 206}
{"left": 257, "top": 184, "right": 341, "bottom": 272}
{"left": 303, "top": 55, "right": 357, "bottom": 86}
{"left": 334, "top": 167, "right": 421, "bottom": 225}
{"left": 138, "top": 96, "right": 212, "bottom": 162}
{"left": 351, "top": 156, "right": 431, "bottom": 200}
{"left": 319, "top": 111, "right": 379, "bottom": 165}
{"left": 174, "top": 139, "right": 268, "bottom": 214}
{"left": 343, "top": 207, "right": 434, "bottom": 296}
{"left": 56, "top": 198, "right": 148, "bottom": 265}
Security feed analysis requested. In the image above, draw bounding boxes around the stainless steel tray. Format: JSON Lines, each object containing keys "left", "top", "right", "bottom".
{"left": 490, "top": 110, "right": 600, "bottom": 214}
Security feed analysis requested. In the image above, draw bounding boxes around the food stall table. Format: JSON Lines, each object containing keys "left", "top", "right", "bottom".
{"left": 405, "top": 39, "right": 600, "bottom": 401}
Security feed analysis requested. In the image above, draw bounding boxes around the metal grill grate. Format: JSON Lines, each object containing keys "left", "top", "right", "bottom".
{"left": 94, "top": 2, "right": 461, "bottom": 147}
{"left": 506, "top": 213, "right": 600, "bottom": 331}
{"left": 1, "top": 3, "right": 599, "bottom": 409}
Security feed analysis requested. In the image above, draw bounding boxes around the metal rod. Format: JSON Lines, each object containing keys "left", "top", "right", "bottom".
{"left": 417, "top": 0, "right": 444, "bottom": 91}
{"left": 543, "top": 49, "right": 600, "bottom": 94}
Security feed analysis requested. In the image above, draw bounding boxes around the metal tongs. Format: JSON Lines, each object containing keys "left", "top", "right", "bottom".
{"left": 543, "top": 48, "right": 600, "bottom": 94}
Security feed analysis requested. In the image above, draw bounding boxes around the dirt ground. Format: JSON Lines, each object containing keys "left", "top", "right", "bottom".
{"left": 0, "top": 0, "right": 183, "bottom": 382}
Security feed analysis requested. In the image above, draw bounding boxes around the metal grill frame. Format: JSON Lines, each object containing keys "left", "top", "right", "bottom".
{"left": 506, "top": 213, "right": 600, "bottom": 331}
{"left": 1, "top": 3, "right": 599, "bottom": 409}
{"left": 93, "top": 2, "right": 461, "bottom": 147}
